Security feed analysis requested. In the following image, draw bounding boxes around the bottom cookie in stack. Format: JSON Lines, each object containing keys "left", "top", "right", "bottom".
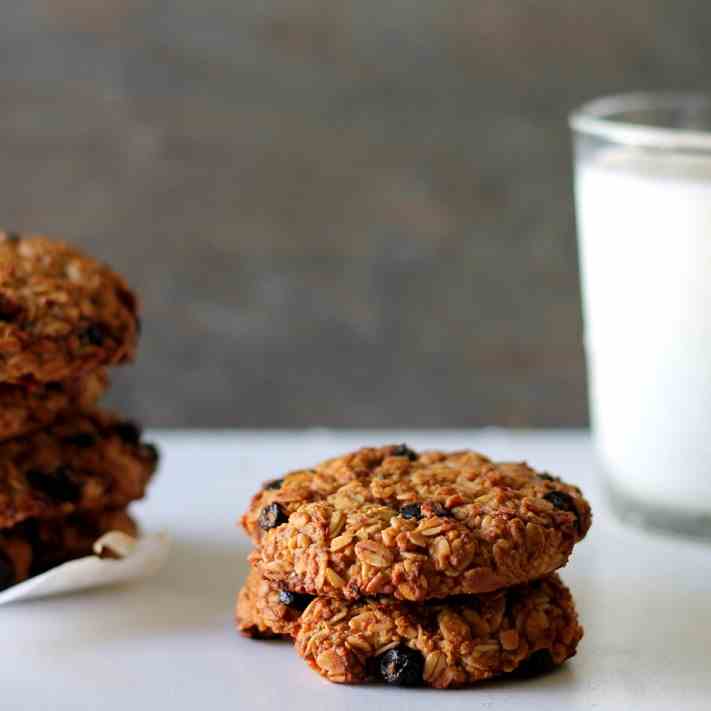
{"left": 0, "top": 407, "right": 159, "bottom": 591}
{"left": 236, "top": 568, "right": 583, "bottom": 688}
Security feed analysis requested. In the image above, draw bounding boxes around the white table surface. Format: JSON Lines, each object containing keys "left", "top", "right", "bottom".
{"left": 3, "top": 429, "right": 710, "bottom": 711}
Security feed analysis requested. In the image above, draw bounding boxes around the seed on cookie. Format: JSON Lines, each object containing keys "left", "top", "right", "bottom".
{"left": 258, "top": 503, "right": 288, "bottom": 531}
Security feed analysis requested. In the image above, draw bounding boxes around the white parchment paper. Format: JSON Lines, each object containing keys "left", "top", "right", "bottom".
{"left": 0, "top": 531, "right": 171, "bottom": 604}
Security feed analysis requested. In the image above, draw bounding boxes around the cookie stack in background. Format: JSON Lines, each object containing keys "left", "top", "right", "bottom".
{"left": 237, "top": 445, "right": 591, "bottom": 688}
{"left": 0, "top": 233, "right": 159, "bottom": 592}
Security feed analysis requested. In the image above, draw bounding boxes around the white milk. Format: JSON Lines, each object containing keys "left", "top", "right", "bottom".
{"left": 575, "top": 148, "right": 711, "bottom": 513}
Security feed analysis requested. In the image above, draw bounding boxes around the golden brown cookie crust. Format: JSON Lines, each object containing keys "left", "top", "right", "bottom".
{"left": 295, "top": 573, "right": 582, "bottom": 687}
{"left": 0, "top": 408, "right": 158, "bottom": 529}
{"left": 0, "top": 508, "right": 137, "bottom": 590}
{"left": 249, "top": 445, "right": 591, "bottom": 600}
{"left": 0, "top": 368, "right": 108, "bottom": 441}
{"left": 0, "top": 233, "right": 139, "bottom": 383}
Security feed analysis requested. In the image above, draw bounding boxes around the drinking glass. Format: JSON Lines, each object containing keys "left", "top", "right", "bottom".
{"left": 571, "top": 92, "right": 711, "bottom": 538}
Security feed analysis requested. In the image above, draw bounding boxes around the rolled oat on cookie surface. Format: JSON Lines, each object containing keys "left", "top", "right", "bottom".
{"left": 246, "top": 444, "right": 590, "bottom": 601}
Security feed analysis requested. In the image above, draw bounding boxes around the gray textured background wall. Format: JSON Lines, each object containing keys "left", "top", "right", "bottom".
{"left": 0, "top": 2, "right": 707, "bottom": 427}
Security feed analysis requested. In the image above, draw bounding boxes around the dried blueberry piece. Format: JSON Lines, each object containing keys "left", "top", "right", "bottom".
{"left": 544, "top": 490, "right": 579, "bottom": 528}
{"left": 80, "top": 323, "right": 108, "bottom": 346}
{"left": 510, "top": 649, "right": 556, "bottom": 678}
{"left": 4, "top": 232, "right": 20, "bottom": 244}
{"left": 544, "top": 490, "right": 575, "bottom": 512}
{"left": 0, "top": 552, "right": 14, "bottom": 591}
{"left": 45, "top": 382, "right": 64, "bottom": 393}
{"left": 113, "top": 421, "right": 142, "bottom": 445}
{"left": 64, "top": 432, "right": 97, "bottom": 448}
{"left": 278, "top": 590, "right": 313, "bottom": 611}
{"left": 143, "top": 443, "right": 160, "bottom": 464}
{"left": 0, "top": 294, "right": 22, "bottom": 322}
{"left": 26, "top": 467, "right": 80, "bottom": 503}
{"left": 378, "top": 645, "right": 424, "bottom": 686}
{"left": 538, "top": 472, "right": 559, "bottom": 482}
{"left": 418, "top": 610, "right": 440, "bottom": 635}
{"left": 392, "top": 444, "right": 418, "bottom": 461}
{"left": 400, "top": 503, "right": 422, "bottom": 520}
{"left": 116, "top": 286, "right": 138, "bottom": 314}
{"left": 503, "top": 587, "right": 522, "bottom": 621}
{"left": 264, "top": 478, "right": 283, "bottom": 491}
{"left": 258, "top": 502, "right": 288, "bottom": 530}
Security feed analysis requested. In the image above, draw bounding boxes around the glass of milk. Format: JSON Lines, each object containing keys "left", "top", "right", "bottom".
{"left": 571, "top": 92, "right": 711, "bottom": 538}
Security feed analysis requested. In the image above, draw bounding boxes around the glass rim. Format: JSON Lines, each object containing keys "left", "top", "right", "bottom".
{"left": 570, "top": 91, "right": 711, "bottom": 151}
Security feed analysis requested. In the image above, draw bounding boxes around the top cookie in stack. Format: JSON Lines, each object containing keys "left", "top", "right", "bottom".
{"left": 237, "top": 444, "right": 591, "bottom": 688}
{"left": 0, "top": 232, "right": 158, "bottom": 592}
{"left": 0, "top": 233, "right": 138, "bottom": 386}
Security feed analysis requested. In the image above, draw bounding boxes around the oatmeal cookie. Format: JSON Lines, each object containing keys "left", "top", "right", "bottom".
{"left": 0, "top": 232, "right": 139, "bottom": 383}
{"left": 249, "top": 445, "right": 591, "bottom": 601}
{"left": 0, "top": 508, "right": 137, "bottom": 590}
{"left": 0, "top": 368, "right": 108, "bottom": 441}
{"left": 0, "top": 408, "right": 158, "bottom": 529}
{"left": 237, "top": 568, "right": 582, "bottom": 688}
{"left": 295, "top": 572, "right": 581, "bottom": 687}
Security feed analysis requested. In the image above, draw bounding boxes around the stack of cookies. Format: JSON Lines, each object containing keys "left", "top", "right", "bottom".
{"left": 0, "top": 233, "right": 159, "bottom": 592}
{"left": 237, "top": 444, "right": 591, "bottom": 688}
